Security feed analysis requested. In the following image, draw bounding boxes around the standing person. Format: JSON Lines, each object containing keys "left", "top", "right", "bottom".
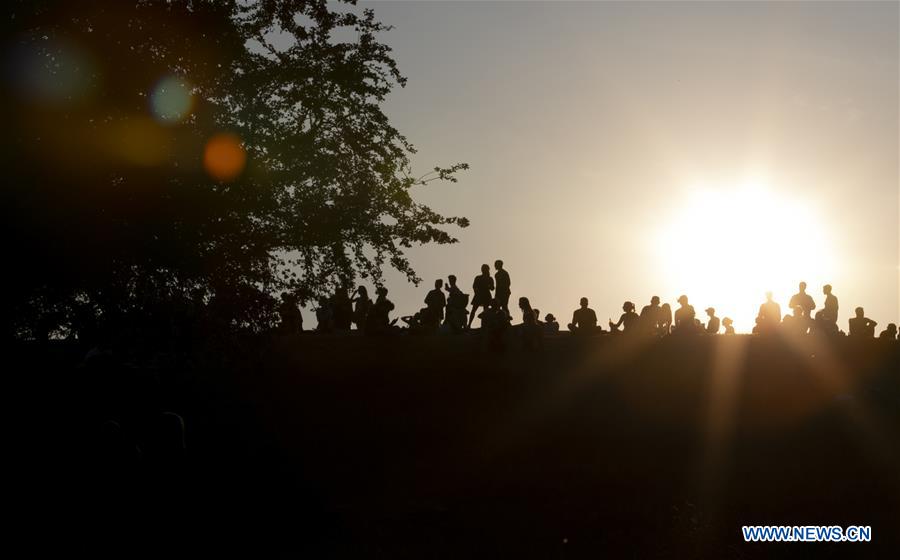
{"left": 789, "top": 282, "right": 816, "bottom": 320}
{"left": 332, "top": 286, "right": 353, "bottom": 331}
{"left": 367, "top": 287, "right": 395, "bottom": 335}
{"left": 705, "top": 307, "right": 720, "bottom": 334}
{"left": 494, "top": 259, "right": 511, "bottom": 317}
{"left": 444, "top": 275, "right": 468, "bottom": 332}
{"left": 424, "top": 279, "right": 446, "bottom": 329}
{"left": 278, "top": 293, "right": 303, "bottom": 334}
{"left": 351, "top": 286, "right": 371, "bottom": 331}
{"left": 673, "top": 295, "right": 696, "bottom": 333}
{"left": 469, "top": 264, "right": 495, "bottom": 329}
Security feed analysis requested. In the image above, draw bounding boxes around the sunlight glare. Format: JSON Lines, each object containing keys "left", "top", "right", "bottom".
{"left": 654, "top": 183, "right": 835, "bottom": 332}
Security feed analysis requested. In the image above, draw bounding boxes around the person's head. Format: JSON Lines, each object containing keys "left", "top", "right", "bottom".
{"left": 357, "top": 286, "right": 368, "bottom": 298}
{"left": 651, "top": 295, "right": 660, "bottom": 305}
{"left": 494, "top": 259, "right": 504, "bottom": 270}
{"left": 723, "top": 317, "right": 733, "bottom": 326}
{"left": 481, "top": 264, "right": 490, "bottom": 275}
{"left": 677, "top": 295, "right": 688, "bottom": 306}
{"left": 434, "top": 279, "right": 443, "bottom": 289}
{"left": 518, "top": 296, "right": 531, "bottom": 311}
{"left": 545, "top": 313, "right": 556, "bottom": 323}
{"left": 705, "top": 307, "right": 715, "bottom": 317}
{"left": 799, "top": 281, "right": 807, "bottom": 293}
{"left": 580, "top": 297, "right": 589, "bottom": 308}
{"left": 888, "top": 323, "right": 898, "bottom": 334}
{"left": 623, "top": 301, "right": 635, "bottom": 312}
{"left": 823, "top": 284, "right": 832, "bottom": 295}
{"left": 855, "top": 306, "right": 864, "bottom": 318}
{"left": 447, "top": 274, "right": 457, "bottom": 286}
{"left": 376, "top": 286, "right": 388, "bottom": 297}
{"left": 281, "top": 293, "right": 292, "bottom": 303}
{"left": 765, "top": 291, "right": 773, "bottom": 302}
{"left": 533, "top": 308, "right": 540, "bottom": 318}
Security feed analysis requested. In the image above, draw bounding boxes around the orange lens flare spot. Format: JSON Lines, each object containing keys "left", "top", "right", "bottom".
{"left": 203, "top": 133, "right": 246, "bottom": 182}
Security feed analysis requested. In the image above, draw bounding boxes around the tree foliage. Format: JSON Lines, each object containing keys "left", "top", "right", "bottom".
{"left": 2, "top": 0, "right": 468, "bottom": 339}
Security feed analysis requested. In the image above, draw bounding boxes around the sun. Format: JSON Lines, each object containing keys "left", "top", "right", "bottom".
{"left": 653, "top": 182, "right": 836, "bottom": 332}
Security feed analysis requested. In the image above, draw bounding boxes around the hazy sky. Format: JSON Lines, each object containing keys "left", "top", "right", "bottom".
{"left": 361, "top": 1, "right": 898, "bottom": 331}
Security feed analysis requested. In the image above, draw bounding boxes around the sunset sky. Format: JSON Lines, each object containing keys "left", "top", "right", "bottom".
{"left": 361, "top": 1, "right": 899, "bottom": 332}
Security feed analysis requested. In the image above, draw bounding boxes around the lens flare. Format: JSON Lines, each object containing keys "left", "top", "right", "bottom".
{"left": 108, "top": 117, "right": 170, "bottom": 166}
{"left": 203, "top": 133, "right": 246, "bottom": 182}
{"left": 150, "top": 75, "right": 193, "bottom": 124}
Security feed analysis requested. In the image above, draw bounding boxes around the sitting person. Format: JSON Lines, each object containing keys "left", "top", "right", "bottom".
{"left": 543, "top": 313, "right": 560, "bottom": 335}
{"left": 722, "top": 317, "right": 735, "bottom": 335}
{"left": 705, "top": 307, "right": 720, "bottom": 334}
{"left": 755, "top": 291, "right": 781, "bottom": 335}
{"left": 848, "top": 307, "right": 877, "bottom": 338}
{"left": 659, "top": 303, "right": 673, "bottom": 335}
{"left": 568, "top": 297, "right": 598, "bottom": 334}
{"left": 609, "top": 301, "right": 639, "bottom": 333}
{"left": 879, "top": 323, "right": 897, "bottom": 340}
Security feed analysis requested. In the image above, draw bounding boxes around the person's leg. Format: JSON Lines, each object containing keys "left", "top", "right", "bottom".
{"left": 468, "top": 304, "right": 482, "bottom": 328}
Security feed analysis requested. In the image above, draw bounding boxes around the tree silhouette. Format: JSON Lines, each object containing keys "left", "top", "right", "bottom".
{"left": 2, "top": 0, "right": 468, "bottom": 339}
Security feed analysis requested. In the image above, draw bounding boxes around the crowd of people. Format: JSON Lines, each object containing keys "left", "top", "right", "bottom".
{"left": 285, "top": 264, "right": 899, "bottom": 344}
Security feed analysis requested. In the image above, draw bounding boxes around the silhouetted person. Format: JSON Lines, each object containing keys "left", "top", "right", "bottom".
{"left": 813, "top": 284, "right": 839, "bottom": 335}
{"left": 278, "top": 293, "right": 303, "bottom": 334}
{"left": 518, "top": 296, "right": 541, "bottom": 349}
{"left": 673, "top": 295, "right": 696, "bottom": 333}
{"left": 494, "top": 260, "right": 511, "bottom": 317}
{"left": 444, "top": 274, "right": 468, "bottom": 332}
{"left": 469, "top": 264, "right": 495, "bottom": 329}
{"left": 879, "top": 323, "right": 898, "bottom": 340}
{"left": 640, "top": 296, "right": 662, "bottom": 335}
{"left": 543, "top": 313, "right": 560, "bottom": 335}
{"left": 705, "top": 307, "right": 720, "bottom": 334}
{"left": 424, "top": 279, "right": 446, "bottom": 329}
{"left": 351, "top": 286, "right": 371, "bottom": 331}
{"left": 722, "top": 317, "right": 735, "bottom": 335}
{"left": 479, "top": 299, "right": 510, "bottom": 352}
{"left": 781, "top": 306, "right": 806, "bottom": 335}
{"left": 367, "top": 287, "right": 395, "bottom": 335}
{"left": 609, "top": 301, "right": 639, "bottom": 333}
{"left": 332, "top": 286, "right": 353, "bottom": 331}
{"left": 788, "top": 282, "right": 816, "bottom": 320}
{"left": 568, "top": 297, "right": 598, "bottom": 334}
{"left": 756, "top": 291, "right": 781, "bottom": 334}
{"left": 848, "top": 307, "right": 876, "bottom": 338}
{"left": 315, "top": 296, "right": 334, "bottom": 332}
{"left": 659, "top": 303, "right": 673, "bottom": 335}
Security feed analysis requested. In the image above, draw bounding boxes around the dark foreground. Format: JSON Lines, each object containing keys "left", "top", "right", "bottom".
{"left": 14, "top": 333, "right": 900, "bottom": 558}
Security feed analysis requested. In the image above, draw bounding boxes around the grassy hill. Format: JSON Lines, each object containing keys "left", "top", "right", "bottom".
{"left": 15, "top": 333, "right": 900, "bottom": 558}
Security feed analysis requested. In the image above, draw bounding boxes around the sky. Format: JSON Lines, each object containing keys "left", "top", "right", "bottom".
{"left": 360, "top": 0, "right": 898, "bottom": 332}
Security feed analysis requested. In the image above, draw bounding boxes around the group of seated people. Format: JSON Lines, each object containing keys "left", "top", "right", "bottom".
{"left": 282, "top": 273, "right": 898, "bottom": 341}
